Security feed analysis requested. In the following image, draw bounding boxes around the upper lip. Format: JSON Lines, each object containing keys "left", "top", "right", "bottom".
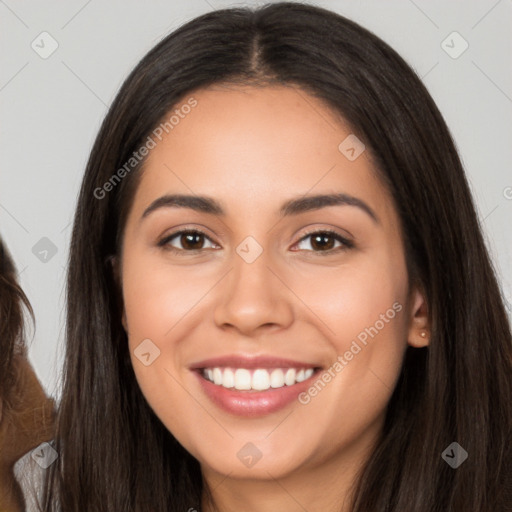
{"left": 189, "top": 354, "right": 323, "bottom": 370}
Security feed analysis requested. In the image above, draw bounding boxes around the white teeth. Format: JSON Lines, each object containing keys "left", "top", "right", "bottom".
{"left": 213, "top": 368, "right": 223, "bottom": 386}
{"left": 284, "top": 368, "right": 296, "bottom": 386}
{"left": 202, "top": 366, "right": 316, "bottom": 390}
{"left": 234, "top": 369, "right": 251, "bottom": 390}
{"left": 270, "top": 369, "right": 285, "bottom": 388}
{"left": 223, "top": 368, "right": 235, "bottom": 388}
{"left": 252, "top": 369, "right": 270, "bottom": 391}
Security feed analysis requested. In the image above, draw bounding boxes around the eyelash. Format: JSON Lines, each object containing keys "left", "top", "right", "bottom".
{"left": 157, "top": 228, "right": 354, "bottom": 255}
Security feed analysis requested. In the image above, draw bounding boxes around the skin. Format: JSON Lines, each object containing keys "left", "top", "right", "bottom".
{"left": 118, "top": 85, "right": 429, "bottom": 512}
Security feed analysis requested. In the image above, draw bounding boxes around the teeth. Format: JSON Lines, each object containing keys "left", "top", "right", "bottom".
{"left": 223, "top": 368, "right": 235, "bottom": 388}
{"left": 201, "top": 367, "right": 316, "bottom": 390}
{"left": 213, "top": 368, "right": 223, "bottom": 385}
{"left": 234, "top": 369, "right": 251, "bottom": 390}
{"left": 252, "top": 369, "right": 270, "bottom": 391}
{"left": 284, "top": 368, "right": 296, "bottom": 386}
{"left": 270, "top": 369, "right": 285, "bottom": 388}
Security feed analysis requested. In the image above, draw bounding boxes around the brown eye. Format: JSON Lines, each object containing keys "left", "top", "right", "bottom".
{"left": 158, "top": 230, "right": 218, "bottom": 252}
{"left": 294, "top": 230, "right": 354, "bottom": 253}
{"left": 310, "top": 233, "right": 336, "bottom": 251}
{"left": 179, "top": 232, "right": 205, "bottom": 250}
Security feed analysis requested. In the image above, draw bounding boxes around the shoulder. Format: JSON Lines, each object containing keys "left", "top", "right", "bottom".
{"left": 14, "top": 441, "right": 56, "bottom": 512}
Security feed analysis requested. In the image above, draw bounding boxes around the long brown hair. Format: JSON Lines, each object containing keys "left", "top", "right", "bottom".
{"left": 0, "top": 237, "right": 56, "bottom": 511}
{"left": 43, "top": 2, "right": 512, "bottom": 510}
{"left": 0, "top": 237, "right": 32, "bottom": 408}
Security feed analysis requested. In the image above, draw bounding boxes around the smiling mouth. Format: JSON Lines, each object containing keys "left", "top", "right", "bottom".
{"left": 198, "top": 366, "right": 322, "bottom": 392}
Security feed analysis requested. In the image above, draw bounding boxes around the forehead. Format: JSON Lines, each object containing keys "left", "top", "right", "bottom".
{"left": 132, "top": 84, "right": 396, "bottom": 224}
{"left": 159, "top": 84, "right": 354, "bottom": 167}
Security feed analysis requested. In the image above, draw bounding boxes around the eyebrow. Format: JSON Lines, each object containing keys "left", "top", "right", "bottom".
{"left": 141, "top": 193, "right": 379, "bottom": 224}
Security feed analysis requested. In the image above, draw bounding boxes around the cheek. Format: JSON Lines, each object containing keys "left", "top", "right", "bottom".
{"left": 291, "top": 250, "right": 409, "bottom": 415}
{"left": 121, "top": 252, "right": 210, "bottom": 426}
{"left": 292, "top": 249, "right": 409, "bottom": 345}
{"left": 122, "top": 255, "right": 203, "bottom": 342}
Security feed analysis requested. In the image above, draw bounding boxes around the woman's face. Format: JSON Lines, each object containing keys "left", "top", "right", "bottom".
{"left": 119, "top": 85, "right": 427, "bottom": 482}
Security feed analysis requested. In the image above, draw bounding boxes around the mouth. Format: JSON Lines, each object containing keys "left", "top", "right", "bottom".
{"left": 190, "top": 355, "right": 323, "bottom": 417}
{"left": 200, "top": 366, "right": 318, "bottom": 391}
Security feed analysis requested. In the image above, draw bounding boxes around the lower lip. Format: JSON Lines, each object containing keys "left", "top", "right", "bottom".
{"left": 193, "top": 370, "right": 319, "bottom": 417}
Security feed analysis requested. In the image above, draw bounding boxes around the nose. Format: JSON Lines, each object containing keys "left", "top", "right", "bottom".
{"left": 213, "top": 246, "right": 294, "bottom": 336}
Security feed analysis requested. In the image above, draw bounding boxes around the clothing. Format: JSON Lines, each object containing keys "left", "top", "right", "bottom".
{"left": 13, "top": 446, "right": 48, "bottom": 512}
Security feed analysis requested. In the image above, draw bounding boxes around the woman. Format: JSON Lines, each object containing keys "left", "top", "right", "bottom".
{"left": 0, "top": 238, "right": 55, "bottom": 511}
{"left": 43, "top": 2, "right": 512, "bottom": 511}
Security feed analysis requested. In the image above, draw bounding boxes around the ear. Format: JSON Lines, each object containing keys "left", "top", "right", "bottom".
{"left": 108, "top": 255, "right": 127, "bottom": 332}
{"left": 406, "top": 287, "right": 430, "bottom": 348}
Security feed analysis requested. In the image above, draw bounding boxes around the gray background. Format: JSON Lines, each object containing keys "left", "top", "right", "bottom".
{"left": 1, "top": 0, "right": 511, "bottom": 398}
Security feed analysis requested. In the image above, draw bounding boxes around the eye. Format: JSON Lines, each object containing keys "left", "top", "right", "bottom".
{"left": 158, "top": 229, "right": 218, "bottom": 253}
{"left": 293, "top": 229, "right": 354, "bottom": 254}
{"left": 158, "top": 228, "right": 354, "bottom": 255}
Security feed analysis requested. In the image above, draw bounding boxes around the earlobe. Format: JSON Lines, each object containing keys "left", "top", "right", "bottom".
{"left": 407, "top": 287, "right": 430, "bottom": 348}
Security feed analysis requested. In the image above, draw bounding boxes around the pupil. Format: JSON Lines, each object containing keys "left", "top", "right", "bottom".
{"left": 183, "top": 233, "right": 203, "bottom": 250}
{"left": 312, "top": 234, "right": 334, "bottom": 250}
